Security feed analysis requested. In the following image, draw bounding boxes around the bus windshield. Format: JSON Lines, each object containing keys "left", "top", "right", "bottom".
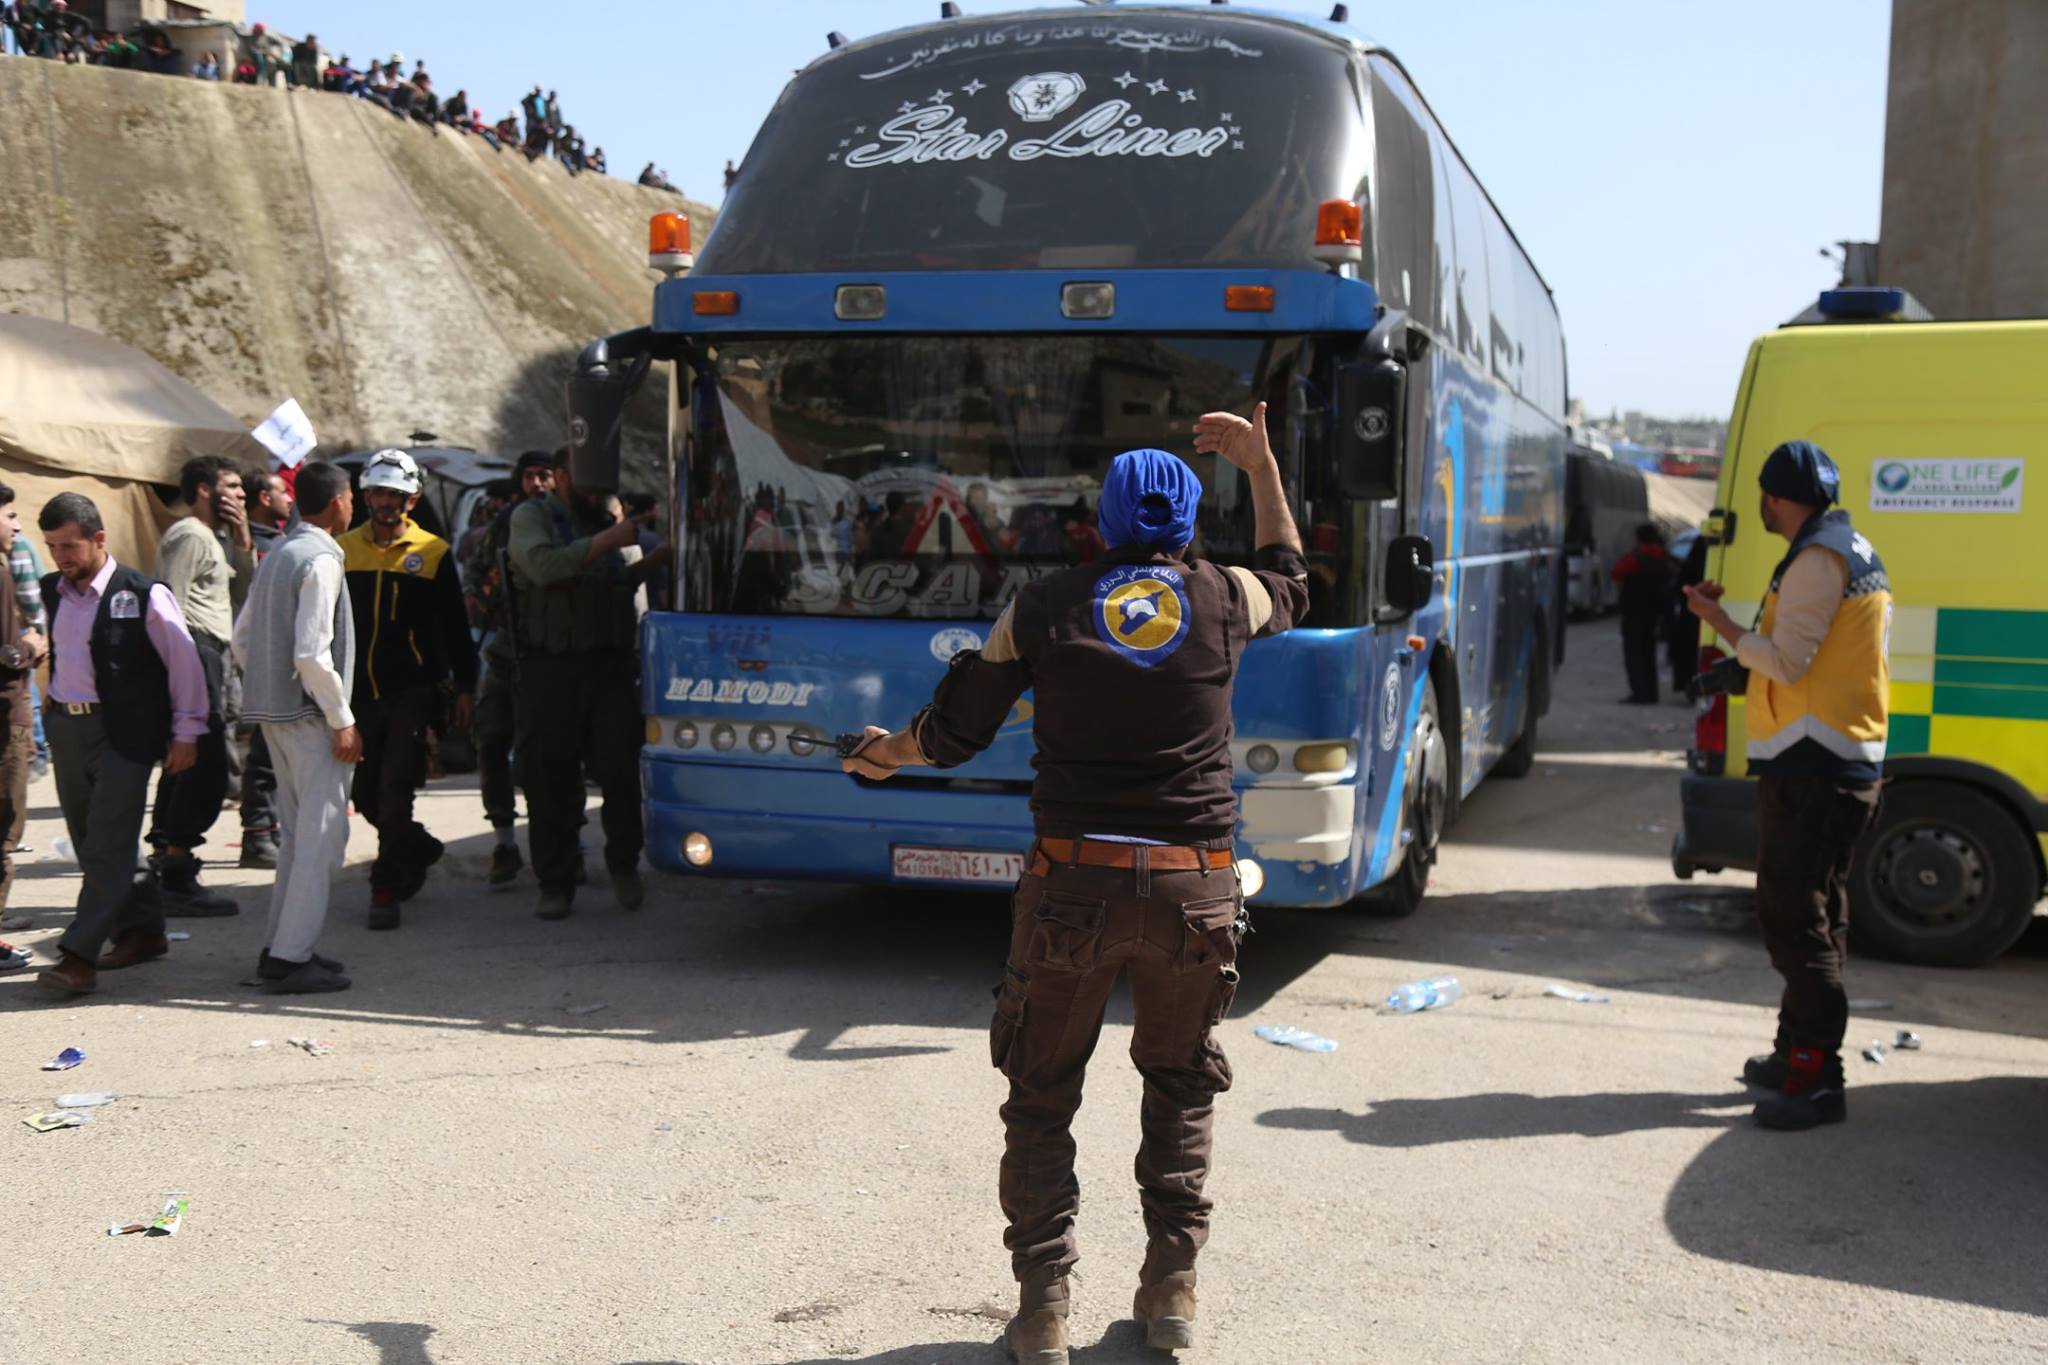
{"left": 682, "top": 334, "right": 1334, "bottom": 621}
{"left": 699, "top": 13, "right": 1367, "bottom": 274}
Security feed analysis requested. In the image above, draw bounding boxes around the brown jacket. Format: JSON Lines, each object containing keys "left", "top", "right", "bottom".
{"left": 0, "top": 554, "right": 27, "bottom": 728}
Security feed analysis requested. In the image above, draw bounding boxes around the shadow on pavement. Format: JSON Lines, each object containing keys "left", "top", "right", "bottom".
{"left": 312, "top": 1320, "right": 437, "bottom": 1364}
{"left": 10, "top": 781, "right": 2046, "bottom": 1052}
{"left": 1257, "top": 1090, "right": 1743, "bottom": 1146}
{"left": 1664, "top": 1075, "right": 2048, "bottom": 1317}
{"left": 775, "top": 1319, "right": 1178, "bottom": 1364}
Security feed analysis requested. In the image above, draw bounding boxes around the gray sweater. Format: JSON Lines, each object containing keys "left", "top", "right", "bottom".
{"left": 233, "top": 523, "right": 356, "bottom": 728}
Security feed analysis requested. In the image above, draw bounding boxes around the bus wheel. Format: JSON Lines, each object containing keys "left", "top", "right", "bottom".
{"left": 1494, "top": 662, "right": 1543, "bottom": 781}
{"left": 1368, "top": 685, "right": 1447, "bottom": 917}
{"left": 1849, "top": 782, "right": 2042, "bottom": 968}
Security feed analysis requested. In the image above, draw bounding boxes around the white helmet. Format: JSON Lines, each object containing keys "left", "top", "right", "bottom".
{"left": 359, "top": 449, "right": 423, "bottom": 496}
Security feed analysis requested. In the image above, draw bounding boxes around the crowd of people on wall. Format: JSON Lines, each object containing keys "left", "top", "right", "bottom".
{"left": 0, "top": 4, "right": 649, "bottom": 187}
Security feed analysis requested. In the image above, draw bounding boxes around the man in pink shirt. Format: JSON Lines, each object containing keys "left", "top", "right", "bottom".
{"left": 33, "top": 493, "right": 211, "bottom": 996}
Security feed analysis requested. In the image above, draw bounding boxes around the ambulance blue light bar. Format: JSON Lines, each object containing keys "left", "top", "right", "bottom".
{"left": 1817, "top": 287, "right": 1906, "bottom": 319}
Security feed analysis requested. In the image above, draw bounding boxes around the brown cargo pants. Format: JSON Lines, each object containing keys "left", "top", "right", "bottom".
{"left": 989, "top": 842, "right": 1244, "bottom": 1284}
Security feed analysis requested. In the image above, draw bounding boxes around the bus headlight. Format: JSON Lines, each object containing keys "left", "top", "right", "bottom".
{"left": 674, "top": 720, "right": 699, "bottom": 749}
{"left": 711, "top": 723, "right": 737, "bottom": 752}
{"left": 1246, "top": 744, "right": 1280, "bottom": 774}
{"left": 748, "top": 724, "right": 777, "bottom": 754}
{"left": 1060, "top": 281, "right": 1116, "bottom": 319}
{"left": 788, "top": 729, "right": 822, "bottom": 756}
{"left": 683, "top": 832, "right": 714, "bottom": 866}
{"left": 1236, "top": 858, "right": 1265, "bottom": 898}
{"left": 644, "top": 718, "right": 662, "bottom": 745}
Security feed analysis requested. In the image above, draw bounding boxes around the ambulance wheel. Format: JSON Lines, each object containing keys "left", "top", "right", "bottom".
{"left": 1367, "top": 686, "right": 1446, "bottom": 917}
{"left": 1850, "top": 782, "right": 2042, "bottom": 968}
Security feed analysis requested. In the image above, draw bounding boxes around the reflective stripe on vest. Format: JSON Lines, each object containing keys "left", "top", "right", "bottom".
{"left": 1745, "top": 510, "right": 1892, "bottom": 769}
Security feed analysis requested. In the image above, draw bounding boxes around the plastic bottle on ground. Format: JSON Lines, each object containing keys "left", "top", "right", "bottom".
{"left": 1385, "top": 976, "right": 1463, "bottom": 1013}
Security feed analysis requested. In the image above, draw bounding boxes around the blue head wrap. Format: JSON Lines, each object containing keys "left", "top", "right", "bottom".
{"left": 1098, "top": 448, "right": 1200, "bottom": 550}
{"left": 1758, "top": 440, "right": 1840, "bottom": 507}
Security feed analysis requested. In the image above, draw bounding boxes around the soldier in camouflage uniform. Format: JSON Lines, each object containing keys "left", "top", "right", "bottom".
{"left": 505, "top": 447, "right": 665, "bottom": 920}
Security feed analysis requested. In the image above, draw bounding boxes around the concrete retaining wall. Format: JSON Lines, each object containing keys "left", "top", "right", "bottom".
{"left": 0, "top": 57, "right": 711, "bottom": 477}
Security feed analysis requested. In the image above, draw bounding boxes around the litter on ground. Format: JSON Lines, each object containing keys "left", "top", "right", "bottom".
{"left": 1253, "top": 1024, "right": 1338, "bottom": 1053}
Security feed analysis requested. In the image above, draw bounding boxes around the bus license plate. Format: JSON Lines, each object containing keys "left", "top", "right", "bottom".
{"left": 891, "top": 846, "right": 1025, "bottom": 886}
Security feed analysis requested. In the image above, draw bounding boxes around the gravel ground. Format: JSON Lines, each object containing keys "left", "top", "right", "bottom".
{"left": 3, "top": 621, "right": 2043, "bottom": 1364}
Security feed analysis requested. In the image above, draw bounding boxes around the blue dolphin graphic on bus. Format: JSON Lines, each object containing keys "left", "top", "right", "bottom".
{"left": 624, "top": 5, "right": 1566, "bottom": 913}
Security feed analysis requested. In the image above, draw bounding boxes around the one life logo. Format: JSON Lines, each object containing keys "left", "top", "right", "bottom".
{"left": 1870, "top": 458, "right": 2023, "bottom": 513}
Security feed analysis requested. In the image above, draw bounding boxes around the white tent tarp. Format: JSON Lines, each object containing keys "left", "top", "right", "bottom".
{"left": 0, "top": 313, "right": 263, "bottom": 484}
{"left": 0, "top": 314, "right": 265, "bottom": 571}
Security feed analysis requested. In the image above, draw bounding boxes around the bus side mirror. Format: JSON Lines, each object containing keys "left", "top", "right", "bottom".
{"left": 1336, "top": 309, "right": 1427, "bottom": 501}
{"left": 1702, "top": 508, "right": 1737, "bottom": 545}
{"left": 565, "top": 328, "right": 656, "bottom": 495}
{"left": 1335, "top": 355, "right": 1404, "bottom": 500}
{"left": 1385, "top": 533, "right": 1434, "bottom": 615}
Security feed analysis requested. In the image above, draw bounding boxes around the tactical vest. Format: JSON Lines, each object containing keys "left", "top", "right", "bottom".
{"left": 41, "top": 564, "right": 174, "bottom": 764}
{"left": 1746, "top": 510, "right": 1890, "bottom": 781}
{"left": 510, "top": 497, "right": 638, "bottom": 656}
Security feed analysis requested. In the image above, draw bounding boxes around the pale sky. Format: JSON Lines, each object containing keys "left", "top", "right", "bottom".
{"left": 258, "top": 1, "right": 1891, "bottom": 417}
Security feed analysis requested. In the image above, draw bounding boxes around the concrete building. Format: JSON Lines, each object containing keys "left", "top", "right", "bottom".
{"left": 78, "top": 1, "right": 246, "bottom": 27}
{"left": 1879, "top": 0, "right": 2048, "bottom": 318}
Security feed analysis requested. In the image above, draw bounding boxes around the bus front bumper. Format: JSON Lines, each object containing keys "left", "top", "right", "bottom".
{"left": 1672, "top": 775, "right": 1758, "bottom": 878}
{"left": 644, "top": 768, "right": 1034, "bottom": 886}
{"left": 640, "top": 755, "right": 1360, "bottom": 904}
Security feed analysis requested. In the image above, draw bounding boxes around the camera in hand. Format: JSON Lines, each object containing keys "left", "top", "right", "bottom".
{"left": 1690, "top": 655, "right": 1749, "bottom": 700}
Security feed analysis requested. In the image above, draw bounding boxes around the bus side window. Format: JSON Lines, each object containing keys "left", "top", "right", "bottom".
{"left": 1368, "top": 63, "right": 1435, "bottom": 325}
{"left": 1443, "top": 158, "right": 1492, "bottom": 369}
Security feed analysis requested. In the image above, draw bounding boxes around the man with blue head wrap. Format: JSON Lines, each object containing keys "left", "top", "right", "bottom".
{"left": 841, "top": 401, "right": 1310, "bottom": 1362}
{"left": 1686, "top": 438, "right": 1891, "bottom": 1131}
{"left": 1095, "top": 447, "right": 1202, "bottom": 553}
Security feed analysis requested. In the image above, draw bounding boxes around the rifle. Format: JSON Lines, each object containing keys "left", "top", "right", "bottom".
{"left": 496, "top": 546, "right": 524, "bottom": 682}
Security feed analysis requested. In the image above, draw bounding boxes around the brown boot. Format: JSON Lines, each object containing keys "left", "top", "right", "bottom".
{"left": 1004, "top": 1270, "right": 1071, "bottom": 1365}
{"left": 98, "top": 929, "right": 170, "bottom": 970}
{"left": 36, "top": 950, "right": 98, "bottom": 996}
{"left": 1134, "top": 1267, "right": 1198, "bottom": 1351}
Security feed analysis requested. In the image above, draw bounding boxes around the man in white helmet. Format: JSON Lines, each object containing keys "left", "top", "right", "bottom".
{"left": 336, "top": 451, "right": 478, "bottom": 931}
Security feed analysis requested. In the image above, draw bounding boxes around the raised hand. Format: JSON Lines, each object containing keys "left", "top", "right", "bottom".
{"left": 1191, "top": 401, "right": 1273, "bottom": 474}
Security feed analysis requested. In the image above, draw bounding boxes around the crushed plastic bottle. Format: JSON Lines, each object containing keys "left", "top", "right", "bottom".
{"left": 1861, "top": 1042, "right": 1889, "bottom": 1064}
{"left": 1542, "top": 984, "right": 1612, "bottom": 1004}
{"left": 1253, "top": 1024, "right": 1338, "bottom": 1053}
{"left": 1385, "top": 976, "right": 1462, "bottom": 1014}
{"left": 1894, "top": 1030, "right": 1923, "bottom": 1051}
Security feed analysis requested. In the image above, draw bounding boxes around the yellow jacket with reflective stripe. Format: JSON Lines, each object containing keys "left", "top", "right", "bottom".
{"left": 1746, "top": 511, "right": 1890, "bottom": 781}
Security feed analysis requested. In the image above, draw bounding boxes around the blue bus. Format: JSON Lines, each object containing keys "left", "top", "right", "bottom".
{"left": 572, "top": 4, "right": 1567, "bottom": 914}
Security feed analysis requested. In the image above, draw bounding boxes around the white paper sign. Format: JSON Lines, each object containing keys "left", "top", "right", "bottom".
{"left": 1870, "top": 458, "right": 2023, "bottom": 513}
{"left": 252, "top": 398, "right": 317, "bottom": 469}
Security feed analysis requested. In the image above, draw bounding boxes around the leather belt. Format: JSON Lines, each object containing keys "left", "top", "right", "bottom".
{"left": 1032, "top": 837, "right": 1234, "bottom": 875}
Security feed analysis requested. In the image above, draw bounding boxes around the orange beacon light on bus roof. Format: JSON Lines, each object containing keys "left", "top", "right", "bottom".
{"left": 649, "top": 212, "right": 694, "bottom": 274}
{"left": 1313, "top": 198, "right": 1363, "bottom": 267}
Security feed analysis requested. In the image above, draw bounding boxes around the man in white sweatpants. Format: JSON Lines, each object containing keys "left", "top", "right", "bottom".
{"left": 231, "top": 462, "right": 361, "bottom": 994}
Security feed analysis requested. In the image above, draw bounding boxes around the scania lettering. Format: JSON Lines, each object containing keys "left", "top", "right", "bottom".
{"left": 572, "top": 5, "right": 1569, "bottom": 914}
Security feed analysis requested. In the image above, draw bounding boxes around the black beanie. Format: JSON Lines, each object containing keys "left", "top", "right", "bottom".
{"left": 1758, "top": 440, "right": 1840, "bottom": 507}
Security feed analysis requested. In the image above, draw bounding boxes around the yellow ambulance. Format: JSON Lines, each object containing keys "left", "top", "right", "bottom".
{"left": 1673, "top": 291, "right": 2046, "bottom": 967}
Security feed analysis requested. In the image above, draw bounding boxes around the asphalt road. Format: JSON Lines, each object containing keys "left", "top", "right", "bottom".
{"left": 3, "top": 620, "right": 2044, "bottom": 1364}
